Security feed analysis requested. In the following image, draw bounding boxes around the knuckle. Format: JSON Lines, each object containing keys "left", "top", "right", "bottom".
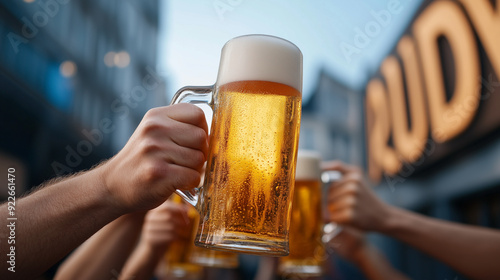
{"left": 192, "top": 150, "right": 206, "bottom": 168}
{"left": 346, "top": 196, "right": 357, "bottom": 207}
{"left": 144, "top": 107, "right": 161, "bottom": 119}
{"left": 142, "top": 161, "right": 165, "bottom": 183}
{"left": 140, "top": 139, "right": 162, "bottom": 154}
{"left": 346, "top": 182, "right": 360, "bottom": 195}
{"left": 342, "top": 209, "right": 354, "bottom": 223}
{"left": 192, "top": 127, "right": 208, "bottom": 145}
{"left": 140, "top": 118, "right": 162, "bottom": 135}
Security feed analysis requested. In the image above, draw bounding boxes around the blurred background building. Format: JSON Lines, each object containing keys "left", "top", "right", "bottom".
{"left": 300, "top": 68, "right": 365, "bottom": 166}
{"left": 1, "top": 0, "right": 500, "bottom": 279}
{"left": 300, "top": 1, "right": 500, "bottom": 279}
{"left": 0, "top": 0, "right": 166, "bottom": 202}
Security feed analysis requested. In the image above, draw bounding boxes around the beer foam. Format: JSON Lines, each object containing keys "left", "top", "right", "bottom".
{"left": 295, "top": 150, "right": 321, "bottom": 181}
{"left": 216, "top": 35, "right": 303, "bottom": 92}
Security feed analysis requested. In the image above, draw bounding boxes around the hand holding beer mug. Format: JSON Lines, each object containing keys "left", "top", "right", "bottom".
{"left": 163, "top": 194, "right": 202, "bottom": 280}
{"left": 170, "top": 35, "right": 302, "bottom": 256}
{"left": 279, "top": 150, "right": 325, "bottom": 277}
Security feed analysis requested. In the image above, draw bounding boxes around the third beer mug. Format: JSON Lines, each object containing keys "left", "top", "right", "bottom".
{"left": 279, "top": 150, "right": 325, "bottom": 277}
{"left": 170, "top": 34, "right": 302, "bottom": 256}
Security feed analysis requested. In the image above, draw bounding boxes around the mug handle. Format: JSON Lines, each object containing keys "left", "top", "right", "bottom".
{"left": 321, "top": 170, "right": 343, "bottom": 244}
{"left": 169, "top": 85, "right": 214, "bottom": 208}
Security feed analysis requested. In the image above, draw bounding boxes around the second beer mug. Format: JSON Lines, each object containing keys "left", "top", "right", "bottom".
{"left": 170, "top": 34, "right": 303, "bottom": 256}
{"left": 279, "top": 150, "right": 325, "bottom": 277}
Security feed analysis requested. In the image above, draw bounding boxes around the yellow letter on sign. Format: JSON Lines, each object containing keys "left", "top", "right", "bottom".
{"left": 366, "top": 79, "right": 401, "bottom": 182}
{"left": 382, "top": 36, "right": 428, "bottom": 162}
{"left": 413, "top": 1, "right": 480, "bottom": 143}
{"left": 460, "top": 0, "right": 500, "bottom": 78}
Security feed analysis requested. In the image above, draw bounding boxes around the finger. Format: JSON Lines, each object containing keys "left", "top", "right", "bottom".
{"left": 159, "top": 143, "right": 206, "bottom": 172}
{"left": 167, "top": 122, "right": 209, "bottom": 156}
{"left": 149, "top": 204, "right": 186, "bottom": 224}
{"left": 165, "top": 104, "right": 209, "bottom": 135}
{"left": 328, "top": 208, "right": 354, "bottom": 225}
{"left": 327, "top": 181, "right": 359, "bottom": 204}
{"left": 321, "top": 161, "right": 361, "bottom": 175}
{"left": 179, "top": 205, "right": 195, "bottom": 226}
{"left": 165, "top": 164, "right": 202, "bottom": 191}
{"left": 163, "top": 203, "right": 195, "bottom": 229}
{"left": 327, "top": 195, "right": 356, "bottom": 213}
{"left": 147, "top": 222, "right": 177, "bottom": 236}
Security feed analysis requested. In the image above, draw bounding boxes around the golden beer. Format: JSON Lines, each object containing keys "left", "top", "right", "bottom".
{"left": 171, "top": 35, "right": 303, "bottom": 256}
{"left": 164, "top": 195, "right": 202, "bottom": 280}
{"left": 279, "top": 151, "right": 324, "bottom": 277}
{"left": 195, "top": 80, "right": 301, "bottom": 256}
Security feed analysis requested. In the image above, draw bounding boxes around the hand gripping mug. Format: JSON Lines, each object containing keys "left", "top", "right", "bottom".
{"left": 163, "top": 194, "right": 202, "bottom": 280}
{"left": 170, "top": 34, "right": 302, "bottom": 256}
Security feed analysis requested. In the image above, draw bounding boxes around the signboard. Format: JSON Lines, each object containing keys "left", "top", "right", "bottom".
{"left": 365, "top": 0, "right": 500, "bottom": 183}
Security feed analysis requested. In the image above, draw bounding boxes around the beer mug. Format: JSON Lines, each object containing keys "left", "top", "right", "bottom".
{"left": 190, "top": 247, "right": 239, "bottom": 269}
{"left": 170, "top": 34, "right": 302, "bottom": 256}
{"left": 279, "top": 150, "right": 324, "bottom": 277}
{"left": 163, "top": 194, "right": 202, "bottom": 280}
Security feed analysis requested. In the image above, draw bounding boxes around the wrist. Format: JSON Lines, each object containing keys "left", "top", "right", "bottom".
{"left": 350, "top": 242, "right": 373, "bottom": 265}
{"left": 138, "top": 239, "right": 169, "bottom": 260}
{"left": 70, "top": 166, "right": 124, "bottom": 220}
{"left": 379, "top": 204, "right": 404, "bottom": 235}
{"left": 96, "top": 159, "right": 131, "bottom": 215}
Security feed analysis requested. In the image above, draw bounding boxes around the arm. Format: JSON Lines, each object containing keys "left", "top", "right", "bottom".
{"left": 328, "top": 226, "right": 409, "bottom": 280}
{"left": 54, "top": 212, "right": 145, "bottom": 280}
{"left": 253, "top": 257, "right": 279, "bottom": 280}
{"left": 0, "top": 104, "right": 208, "bottom": 280}
{"left": 381, "top": 206, "right": 500, "bottom": 280}
{"left": 0, "top": 167, "right": 121, "bottom": 280}
{"left": 354, "top": 244, "right": 410, "bottom": 280}
{"left": 120, "top": 201, "right": 189, "bottom": 280}
{"left": 323, "top": 161, "right": 500, "bottom": 280}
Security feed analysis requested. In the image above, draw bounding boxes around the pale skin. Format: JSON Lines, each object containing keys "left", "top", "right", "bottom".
{"left": 0, "top": 104, "right": 209, "bottom": 280}
{"left": 54, "top": 212, "right": 146, "bottom": 280}
{"left": 54, "top": 201, "right": 189, "bottom": 280}
{"left": 119, "top": 201, "right": 190, "bottom": 280}
{"left": 323, "top": 161, "right": 500, "bottom": 280}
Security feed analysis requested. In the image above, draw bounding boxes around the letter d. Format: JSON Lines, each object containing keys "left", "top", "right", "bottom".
{"left": 353, "top": 27, "right": 370, "bottom": 48}
{"left": 370, "top": 9, "right": 391, "bottom": 27}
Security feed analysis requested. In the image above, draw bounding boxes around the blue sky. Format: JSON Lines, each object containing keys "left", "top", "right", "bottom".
{"left": 158, "top": 0, "right": 422, "bottom": 102}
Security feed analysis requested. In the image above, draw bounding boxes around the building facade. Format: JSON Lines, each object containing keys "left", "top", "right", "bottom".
{"left": 0, "top": 0, "right": 166, "bottom": 203}
{"left": 302, "top": 0, "right": 500, "bottom": 279}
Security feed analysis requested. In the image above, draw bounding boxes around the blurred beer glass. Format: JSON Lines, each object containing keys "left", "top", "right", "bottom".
{"left": 170, "top": 34, "right": 303, "bottom": 256}
{"left": 163, "top": 194, "right": 202, "bottom": 280}
{"left": 279, "top": 150, "right": 324, "bottom": 277}
{"left": 190, "top": 247, "right": 239, "bottom": 269}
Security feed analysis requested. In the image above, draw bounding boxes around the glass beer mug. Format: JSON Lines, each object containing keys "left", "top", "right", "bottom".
{"left": 164, "top": 194, "right": 202, "bottom": 280}
{"left": 190, "top": 247, "right": 239, "bottom": 269}
{"left": 279, "top": 150, "right": 325, "bottom": 277}
{"left": 170, "top": 34, "right": 302, "bottom": 256}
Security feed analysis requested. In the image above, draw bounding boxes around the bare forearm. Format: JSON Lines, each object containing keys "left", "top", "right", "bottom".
{"left": 120, "top": 243, "right": 166, "bottom": 280}
{"left": 55, "top": 212, "right": 145, "bottom": 280}
{"left": 254, "top": 257, "right": 279, "bottom": 280}
{"left": 355, "top": 245, "right": 410, "bottom": 280}
{"left": 382, "top": 206, "right": 500, "bottom": 279}
{"left": 0, "top": 168, "right": 124, "bottom": 280}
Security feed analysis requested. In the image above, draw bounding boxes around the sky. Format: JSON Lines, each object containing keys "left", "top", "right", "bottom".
{"left": 158, "top": 0, "right": 422, "bottom": 102}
